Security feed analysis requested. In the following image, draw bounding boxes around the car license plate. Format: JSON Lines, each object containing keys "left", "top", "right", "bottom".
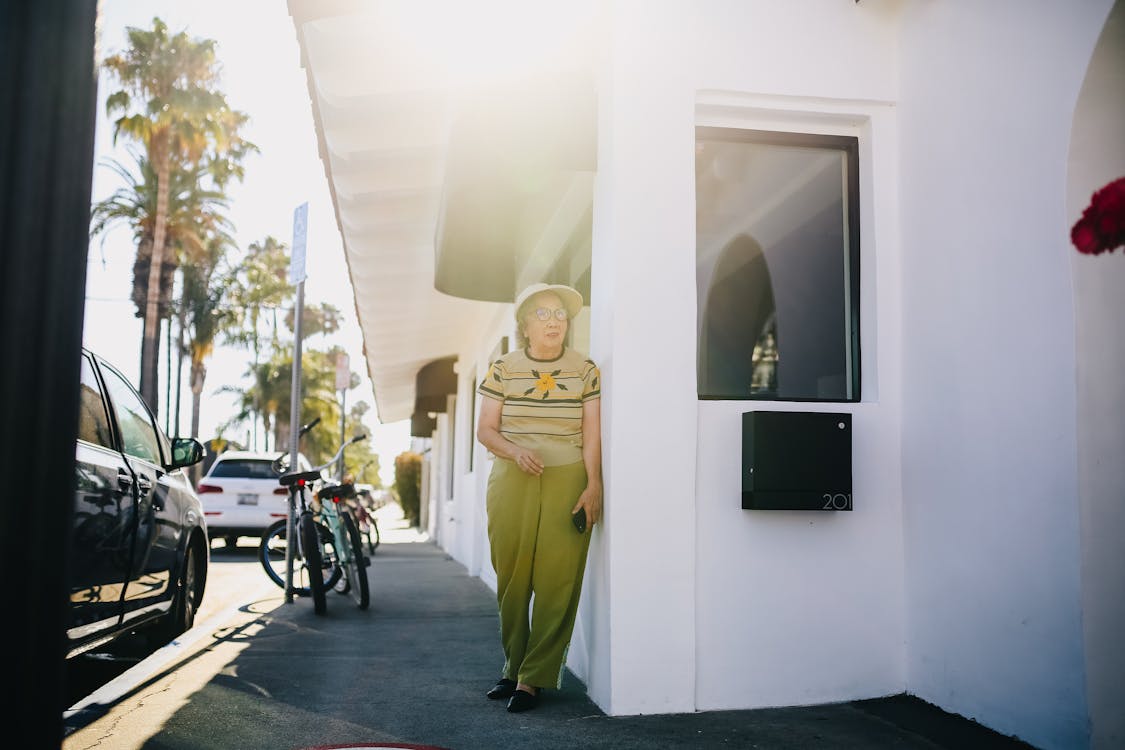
{"left": 237, "top": 493, "right": 258, "bottom": 506}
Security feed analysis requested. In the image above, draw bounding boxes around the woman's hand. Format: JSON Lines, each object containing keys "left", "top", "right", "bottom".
{"left": 512, "top": 447, "right": 544, "bottom": 476}
{"left": 479, "top": 399, "right": 543, "bottom": 475}
{"left": 572, "top": 480, "right": 603, "bottom": 528}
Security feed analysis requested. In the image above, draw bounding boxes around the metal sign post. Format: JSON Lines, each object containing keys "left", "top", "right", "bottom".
{"left": 284, "top": 202, "right": 309, "bottom": 603}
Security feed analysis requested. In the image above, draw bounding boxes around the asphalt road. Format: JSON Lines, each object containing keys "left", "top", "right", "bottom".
{"left": 64, "top": 536, "right": 278, "bottom": 708}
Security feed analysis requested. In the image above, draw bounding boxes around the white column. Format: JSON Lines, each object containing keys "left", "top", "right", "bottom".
{"left": 585, "top": 0, "right": 699, "bottom": 715}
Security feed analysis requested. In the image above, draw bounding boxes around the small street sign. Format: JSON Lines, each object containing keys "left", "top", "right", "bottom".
{"left": 289, "top": 202, "right": 308, "bottom": 284}
{"left": 335, "top": 352, "right": 351, "bottom": 392}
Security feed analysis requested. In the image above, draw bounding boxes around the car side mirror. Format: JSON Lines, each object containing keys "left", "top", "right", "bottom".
{"left": 169, "top": 437, "right": 205, "bottom": 470}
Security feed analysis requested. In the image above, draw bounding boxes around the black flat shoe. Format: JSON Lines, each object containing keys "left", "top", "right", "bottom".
{"left": 506, "top": 689, "right": 539, "bottom": 713}
{"left": 486, "top": 678, "right": 517, "bottom": 700}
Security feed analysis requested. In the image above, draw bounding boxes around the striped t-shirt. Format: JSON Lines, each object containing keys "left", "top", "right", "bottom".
{"left": 477, "top": 348, "right": 601, "bottom": 467}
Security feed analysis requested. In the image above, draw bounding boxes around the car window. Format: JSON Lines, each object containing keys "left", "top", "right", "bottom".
{"left": 209, "top": 459, "right": 280, "bottom": 479}
{"left": 99, "top": 363, "right": 163, "bottom": 465}
{"left": 77, "top": 356, "right": 115, "bottom": 449}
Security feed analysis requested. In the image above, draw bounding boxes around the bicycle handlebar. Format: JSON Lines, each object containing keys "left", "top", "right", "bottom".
{"left": 309, "top": 433, "right": 366, "bottom": 474}
{"left": 276, "top": 433, "right": 367, "bottom": 482}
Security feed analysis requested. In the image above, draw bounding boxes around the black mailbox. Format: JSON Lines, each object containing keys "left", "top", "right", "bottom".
{"left": 742, "top": 411, "right": 852, "bottom": 511}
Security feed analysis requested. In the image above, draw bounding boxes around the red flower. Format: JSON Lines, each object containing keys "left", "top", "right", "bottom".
{"left": 1072, "top": 177, "right": 1125, "bottom": 255}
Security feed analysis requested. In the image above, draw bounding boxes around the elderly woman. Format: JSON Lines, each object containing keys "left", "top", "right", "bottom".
{"left": 476, "top": 282, "right": 602, "bottom": 713}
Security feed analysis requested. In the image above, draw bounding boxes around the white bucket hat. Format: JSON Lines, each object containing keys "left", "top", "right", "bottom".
{"left": 513, "top": 283, "right": 583, "bottom": 321}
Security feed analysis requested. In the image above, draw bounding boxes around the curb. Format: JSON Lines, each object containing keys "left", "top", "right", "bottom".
{"left": 64, "top": 597, "right": 255, "bottom": 734}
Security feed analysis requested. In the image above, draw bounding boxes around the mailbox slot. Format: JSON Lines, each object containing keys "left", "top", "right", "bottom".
{"left": 742, "top": 411, "right": 852, "bottom": 511}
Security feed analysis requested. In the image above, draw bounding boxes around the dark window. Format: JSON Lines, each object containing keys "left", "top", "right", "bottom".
{"left": 99, "top": 363, "right": 164, "bottom": 463}
{"left": 77, "top": 356, "right": 114, "bottom": 449}
{"left": 208, "top": 459, "right": 282, "bottom": 480}
{"left": 696, "top": 127, "right": 860, "bottom": 401}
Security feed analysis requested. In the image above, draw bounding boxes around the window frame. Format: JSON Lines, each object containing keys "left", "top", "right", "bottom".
{"left": 77, "top": 353, "right": 117, "bottom": 451}
{"left": 95, "top": 356, "right": 169, "bottom": 467}
{"left": 695, "top": 126, "right": 862, "bottom": 403}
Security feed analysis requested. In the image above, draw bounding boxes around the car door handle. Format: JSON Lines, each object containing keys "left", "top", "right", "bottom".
{"left": 117, "top": 470, "right": 134, "bottom": 493}
{"left": 136, "top": 476, "right": 153, "bottom": 493}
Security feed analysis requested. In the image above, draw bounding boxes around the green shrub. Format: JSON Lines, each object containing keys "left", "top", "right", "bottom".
{"left": 394, "top": 451, "right": 423, "bottom": 526}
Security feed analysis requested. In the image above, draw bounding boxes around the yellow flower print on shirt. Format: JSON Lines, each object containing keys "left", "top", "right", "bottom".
{"left": 524, "top": 369, "right": 568, "bottom": 400}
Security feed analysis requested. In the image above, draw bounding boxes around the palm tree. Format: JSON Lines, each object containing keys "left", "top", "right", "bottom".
{"left": 218, "top": 345, "right": 344, "bottom": 464}
{"left": 91, "top": 151, "right": 234, "bottom": 325}
{"left": 279, "top": 347, "right": 346, "bottom": 459}
{"left": 181, "top": 236, "right": 236, "bottom": 449}
{"left": 343, "top": 400, "right": 381, "bottom": 486}
{"left": 225, "top": 236, "right": 294, "bottom": 448}
{"left": 284, "top": 301, "right": 343, "bottom": 338}
{"left": 102, "top": 17, "right": 255, "bottom": 413}
{"left": 227, "top": 236, "right": 293, "bottom": 357}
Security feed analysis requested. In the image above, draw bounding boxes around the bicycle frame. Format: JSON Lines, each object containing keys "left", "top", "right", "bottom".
{"left": 278, "top": 433, "right": 366, "bottom": 603}
{"left": 282, "top": 479, "right": 312, "bottom": 602}
{"left": 313, "top": 491, "right": 356, "bottom": 573}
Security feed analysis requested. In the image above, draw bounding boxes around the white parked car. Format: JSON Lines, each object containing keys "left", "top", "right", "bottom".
{"left": 198, "top": 451, "right": 313, "bottom": 547}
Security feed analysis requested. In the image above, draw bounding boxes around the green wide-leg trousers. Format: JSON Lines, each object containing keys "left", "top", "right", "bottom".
{"left": 486, "top": 458, "right": 591, "bottom": 689}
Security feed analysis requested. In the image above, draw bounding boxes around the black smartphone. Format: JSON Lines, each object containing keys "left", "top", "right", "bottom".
{"left": 572, "top": 508, "right": 587, "bottom": 533}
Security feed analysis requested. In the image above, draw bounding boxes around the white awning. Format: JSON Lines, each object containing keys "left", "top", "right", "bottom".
{"left": 289, "top": 0, "right": 598, "bottom": 422}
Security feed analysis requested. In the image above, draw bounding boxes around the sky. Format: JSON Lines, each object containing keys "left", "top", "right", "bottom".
{"left": 85, "top": 1, "right": 411, "bottom": 486}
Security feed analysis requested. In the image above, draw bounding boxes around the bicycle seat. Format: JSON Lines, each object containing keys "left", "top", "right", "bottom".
{"left": 319, "top": 482, "right": 356, "bottom": 500}
{"left": 278, "top": 470, "right": 323, "bottom": 487}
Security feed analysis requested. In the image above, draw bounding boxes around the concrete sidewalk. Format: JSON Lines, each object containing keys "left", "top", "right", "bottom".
{"left": 63, "top": 523, "right": 1034, "bottom": 750}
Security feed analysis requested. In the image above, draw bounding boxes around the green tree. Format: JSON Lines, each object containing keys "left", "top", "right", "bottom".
{"left": 219, "top": 345, "right": 348, "bottom": 462}
{"left": 181, "top": 235, "right": 238, "bottom": 454}
{"left": 284, "top": 302, "right": 342, "bottom": 338}
{"left": 394, "top": 451, "right": 423, "bottom": 526}
{"left": 102, "top": 17, "right": 255, "bottom": 412}
{"left": 342, "top": 400, "right": 381, "bottom": 487}
{"left": 91, "top": 151, "right": 234, "bottom": 324}
{"left": 227, "top": 236, "right": 293, "bottom": 356}
{"left": 225, "top": 236, "right": 294, "bottom": 447}
{"left": 219, "top": 349, "right": 299, "bottom": 454}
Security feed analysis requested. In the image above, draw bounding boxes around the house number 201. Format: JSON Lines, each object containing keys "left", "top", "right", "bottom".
{"left": 822, "top": 493, "right": 851, "bottom": 510}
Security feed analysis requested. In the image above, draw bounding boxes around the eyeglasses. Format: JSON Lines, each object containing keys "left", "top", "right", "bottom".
{"left": 533, "top": 307, "right": 569, "bottom": 322}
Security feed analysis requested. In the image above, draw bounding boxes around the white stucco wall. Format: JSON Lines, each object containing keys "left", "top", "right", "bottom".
{"left": 588, "top": 0, "right": 908, "bottom": 715}
{"left": 1068, "top": 6, "right": 1125, "bottom": 745}
{"left": 692, "top": 93, "right": 907, "bottom": 713}
{"left": 898, "top": 2, "right": 1114, "bottom": 748}
{"left": 417, "top": 3, "right": 1118, "bottom": 744}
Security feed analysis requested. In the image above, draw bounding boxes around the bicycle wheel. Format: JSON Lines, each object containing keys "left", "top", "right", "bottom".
{"left": 341, "top": 510, "right": 370, "bottom": 610}
{"left": 300, "top": 512, "right": 327, "bottom": 614}
{"left": 260, "top": 519, "right": 343, "bottom": 594}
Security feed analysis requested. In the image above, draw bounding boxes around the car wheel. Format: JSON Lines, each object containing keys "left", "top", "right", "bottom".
{"left": 152, "top": 542, "right": 201, "bottom": 646}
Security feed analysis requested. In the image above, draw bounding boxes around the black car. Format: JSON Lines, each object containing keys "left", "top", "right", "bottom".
{"left": 68, "top": 349, "right": 209, "bottom": 657}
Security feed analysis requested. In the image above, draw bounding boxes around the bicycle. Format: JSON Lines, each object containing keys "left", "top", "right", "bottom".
{"left": 258, "top": 427, "right": 369, "bottom": 614}
{"left": 315, "top": 480, "right": 370, "bottom": 609}
{"left": 353, "top": 488, "right": 380, "bottom": 555}
{"left": 257, "top": 418, "right": 340, "bottom": 607}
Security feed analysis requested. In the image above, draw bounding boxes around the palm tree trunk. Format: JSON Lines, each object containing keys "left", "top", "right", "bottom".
{"left": 275, "top": 418, "right": 288, "bottom": 454}
{"left": 251, "top": 309, "right": 260, "bottom": 450}
{"left": 190, "top": 355, "right": 205, "bottom": 485}
{"left": 174, "top": 312, "right": 185, "bottom": 437}
{"left": 140, "top": 153, "right": 170, "bottom": 413}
